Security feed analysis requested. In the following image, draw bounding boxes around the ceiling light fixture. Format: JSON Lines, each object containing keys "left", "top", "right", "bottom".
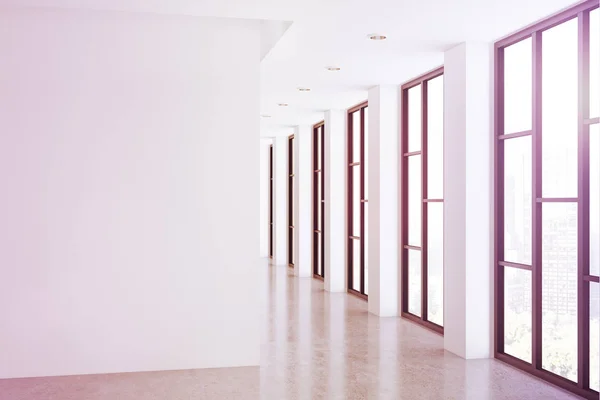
{"left": 326, "top": 66, "right": 341, "bottom": 71}
{"left": 368, "top": 33, "right": 387, "bottom": 41}
{"left": 297, "top": 87, "right": 311, "bottom": 92}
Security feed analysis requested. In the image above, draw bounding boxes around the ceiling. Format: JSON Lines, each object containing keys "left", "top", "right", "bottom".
{"left": 259, "top": 0, "right": 582, "bottom": 137}
{"left": 3, "top": 0, "right": 583, "bottom": 137}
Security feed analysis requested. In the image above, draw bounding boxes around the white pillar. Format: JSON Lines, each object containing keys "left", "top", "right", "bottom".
{"left": 294, "top": 125, "right": 312, "bottom": 277}
{"left": 443, "top": 42, "right": 493, "bottom": 359}
{"left": 367, "top": 86, "right": 399, "bottom": 316}
{"left": 324, "top": 110, "right": 347, "bottom": 292}
{"left": 274, "top": 136, "right": 288, "bottom": 266}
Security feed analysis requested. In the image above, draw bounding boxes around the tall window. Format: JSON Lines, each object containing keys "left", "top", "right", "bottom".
{"left": 348, "top": 102, "right": 368, "bottom": 298}
{"left": 313, "top": 121, "right": 325, "bottom": 279}
{"left": 495, "top": 2, "right": 598, "bottom": 398}
{"left": 269, "top": 144, "right": 274, "bottom": 259}
{"left": 400, "top": 68, "right": 444, "bottom": 334}
{"left": 288, "top": 135, "right": 295, "bottom": 267}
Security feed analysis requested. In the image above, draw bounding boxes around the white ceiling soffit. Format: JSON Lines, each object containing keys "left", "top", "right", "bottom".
{"left": 261, "top": 20, "right": 293, "bottom": 61}
{"left": 0, "top": 0, "right": 319, "bottom": 20}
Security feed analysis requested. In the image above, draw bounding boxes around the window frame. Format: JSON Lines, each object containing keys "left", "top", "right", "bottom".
{"left": 400, "top": 67, "right": 445, "bottom": 335}
{"left": 347, "top": 101, "right": 368, "bottom": 299}
{"left": 313, "top": 121, "right": 325, "bottom": 280}
{"left": 288, "top": 134, "right": 295, "bottom": 268}
{"left": 269, "top": 144, "right": 274, "bottom": 259}
{"left": 494, "top": 2, "right": 599, "bottom": 398}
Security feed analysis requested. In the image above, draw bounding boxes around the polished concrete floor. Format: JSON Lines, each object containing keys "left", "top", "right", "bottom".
{"left": 0, "top": 261, "right": 579, "bottom": 399}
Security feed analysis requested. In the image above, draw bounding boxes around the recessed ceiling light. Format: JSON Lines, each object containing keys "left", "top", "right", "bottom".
{"left": 278, "top": 103, "right": 289, "bottom": 107}
{"left": 297, "top": 87, "right": 311, "bottom": 92}
{"left": 261, "top": 114, "right": 272, "bottom": 118}
{"left": 368, "top": 33, "right": 387, "bottom": 41}
{"left": 326, "top": 66, "right": 341, "bottom": 71}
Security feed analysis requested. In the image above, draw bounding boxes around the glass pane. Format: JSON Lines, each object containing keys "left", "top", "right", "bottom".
{"left": 352, "top": 239, "right": 361, "bottom": 291}
{"left": 316, "top": 129, "right": 321, "bottom": 170}
{"left": 352, "top": 166, "right": 361, "bottom": 236}
{"left": 316, "top": 232, "right": 321, "bottom": 276}
{"left": 290, "top": 180, "right": 295, "bottom": 226}
{"left": 364, "top": 107, "right": 369, "bottom": 201}
{"left": 591, "top": 124, "right": 599, "bottom": 277}
{"left": 319, "top": 232, "right": 324, "bottom": 276}
{"left": 504, "top": 37, "right": 532, "bottom": 134}
{"left": 427, "top": 202, "right": 443, "bottom": 326}
{"left": 289, "top": 229, "right": 294, "bottom": 264}
{"left": 542, "top": 19, "right": 578, "bottom": 197}
{"left": 364, "top": 265, "right": 369, "bottom": 295}
{"left": 591, "top": 9, "right": 599, "bottom": 119}
{"left": 408, "top": 249, "right": 421, "bottom": 317}
{"left": 590, "top": 282, "right": 599, "bottom": 392}
{"left": 352, "top": 111, "right": 361, "bottom": 163}
{"left": 427, "top": 75, "right": 444, "bottom": 199}
{"left": 317, "top": 173, "right": 322, "bottom": 230}
{"left": 364, "top": 202, "right": 369, "bottom": 250}
{"left": 290, "top": 138, "right": 294, "bottom": 172}
{"left": 364, "top": 203, "right": 369, "bottom": 296}
{"left": 408, "top": 85, "right": 422, "bottom": 152}
{"left": 408, "top": 155, "right": 422, "bottom": 246}
{"left": 319, "top": 128, "right": 323, "bottom": 168}
{"left": 541, "top": 202, "right": 578, "bottom": 382}
{"left": 504, "top": 266, "right": 532, "bottom": 363}
{"left": 504, "top": 136, "right": 532, "bottom": 265}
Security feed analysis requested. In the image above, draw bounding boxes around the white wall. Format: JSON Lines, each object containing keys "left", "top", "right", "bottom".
{"left": 0, "top": 8, "right": 261, "bottom": 378}
{"left": 367, "top": 86, "right": 399, "bottom": 317}
{"left": 443, "top": 42, "right": 493, "bottom": 359}
{"left": 444, "top": 44, "right": 468, "bottom": 357}
{"left": 274, "top": 136, "right": 289, "bottom": 266}
{"left": 324, "top": 110, "right": 347, "bottom": 292}
{"left": 293, "top": 125, "right": 312, "bottom": 277}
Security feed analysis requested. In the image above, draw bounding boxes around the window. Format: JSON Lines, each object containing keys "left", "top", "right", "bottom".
{"left": 400, "top": 68, "right": 444, "bottom": 334}
{"left": 494, "top": 2, "right": 599, "bottom": 397}
{"left": 288, "top": 135, "right": 295, "bottom": 267}
{"left": 313, "top": 121, "right": 325, "bottom": 279}
{"left": 348, "top": 102, "right": 368, "bottom": 298}
{"left": 269, "top": 144, "right": 274, "bottom": 259}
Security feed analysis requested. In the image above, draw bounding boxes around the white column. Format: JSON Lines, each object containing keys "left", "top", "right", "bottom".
{"left": 294, "top": 125, "right": 313, "bottom": 277}
{"left": 367, "top": 86, "right": 399, "bottom": 316}
{"left": 443, "top": 42, "right": 493, "bottom": 359}
{"left": 324, "top": 110, "right": 347, "bottom": 292}
{"left": 274, "top": 136, "right": 289, "bottom": 266}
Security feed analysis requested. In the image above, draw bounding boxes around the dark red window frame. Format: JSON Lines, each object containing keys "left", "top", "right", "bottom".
{"left": 269, "top": 144, "right": 274, "bottom": 259}
{"left": 347, "top": 101, "right": 368, "bottom": 299}
{"left": 400, "top": 67, "right": 444, "bottom": 335}
{"left": 313, "top": 121, "right": 325, "bottom": 280}
{"left": 288, "top": 134, "right": 295, "bottom": 268}
{"left": 494, "top": 2, "right": 599, "bottom": 398}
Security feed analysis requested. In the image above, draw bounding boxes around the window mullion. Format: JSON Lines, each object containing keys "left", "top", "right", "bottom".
{"left": 531, "top": 30, "right": 543, "bottom": 371}
{"left": 577, "top": 10, "right": 591, "bottom": 389}
{"left": 421, "top": 81, "right": 429, "bottom": 322}
{"left": 360, "top": 106, "right": 366, "bottom": 295}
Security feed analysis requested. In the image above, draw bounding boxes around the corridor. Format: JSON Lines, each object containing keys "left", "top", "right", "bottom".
{"left": 0, "top": 260, "right": 579, "bottom": 400}
{"left": 258, "top": 262, "right": 577, "bottom": 399}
